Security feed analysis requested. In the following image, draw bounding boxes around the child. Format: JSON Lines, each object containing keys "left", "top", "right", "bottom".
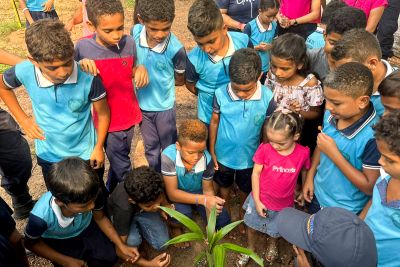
{"left": 243, "top": 0, "right": 279, "bottom": 84}
{"left": 362, "top": 111, "right": 400, "bottom": 266}
{"left": 378, "top": 70, "right": 400, "bottom": 114}
{"left": 0, "top": 196, "right": 29, "bottom": 266}
{"left": 237, "top": 111, "right": 310, "bottom": 266}
{"left": 162, "top": 119, "right": 230, "bottom": 245}
{"left": 19, "top": 0, "right": 58, "bottom": 27}
{"left": 305, "top": 0, "right": 347, "bottom": 49}
{"left": 75, "top": 0, "right": 145, "bottom": 192}
{"left": 108, "top": 166, "right": 171, "bottom": 267}
{"left": 331, "top": 29, "right": 398, "bottom": 117}
{"left": 0, "top": 19, "right": 110, "bottom": 187}
{"left": 303, "top": 62, "right": 381, "bottom": 214}
{"left": 24, "top": 157, "right": 139, "bottom": 266}
{"left": 185, "top": 0, "right": 252, "bottom": 125}
{"left": 266, "top": 33, "right": 323, "bottom": 151}
{"left": 307, "top": 6, "right": 366, "bottom": 82}
{"left": 209, "top": 48, "right": 275, "bottom": 226}
{"left": 131, "top": 0, "right": 186, "bottom": 172}
{"left": 65, "top": 0, "right": 93, "bottom": 37}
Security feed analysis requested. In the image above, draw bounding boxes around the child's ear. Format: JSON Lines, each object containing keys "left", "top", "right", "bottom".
{"left": 86, "top": 20, "right": 96, "bottom": 33}
{"left": 366, "top": 56, "right": 379, "bottom": 72}
{"left": 293, "top": 132, "right": 301, "bottom": 141}
{"left": 54, "top": 198, "right": 65, "bottom": 207}
{"left": 222, "top": 24, "right": 228, "bottom": 34}
{"left": 258, "top": 72, "right": 263, "bottom": 81}
{"left": 137, "top": 14, "right": 144, "bottom": 25}
{"left": 175, "top": 141, "right": 181, "bottom": 151}
{"left": 128, "top": 198, "right": 136, "bottom": 205}
{"left": 27, "top": 55, "right": 39, "bottom": 68}
{"left": 357, "top": 95, "right": 370, "bottom": 109}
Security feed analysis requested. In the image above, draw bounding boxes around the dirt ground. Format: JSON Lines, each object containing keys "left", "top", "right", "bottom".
{"left": 0, "top": 0, "right": 295, "bottom": 266}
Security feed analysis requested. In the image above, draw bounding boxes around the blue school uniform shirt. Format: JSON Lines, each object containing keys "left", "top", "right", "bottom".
{"left": 131, "top": 24, "right": 186, "bottom": 111}
{"left": 2, "top": 60, "right": 106, "bottom": 162}
{"left": 314, "top": 105, "right": 381, "bottom": 214}
{"left": 27, "top": 0, "right": 54, "bottom": 11}
{"left": 161, "top": 144, "right": 214, "bottom": 193}
{"left": 24, "top": 191, "right": 104, "bottom": 239}
{"left": 243, "top": 18, "right": 277, "bottom": 73}
{"left": 365, "top": 176, "right": 400, "bottom": 267}
{"left": 213, "top": 82, "right": 275, "bottom": 169}
{"left": 305, "top": 27, "right": 325, "bottom": 49}
{"left": 186, "top": 32, "right": 252, "bottom": 124}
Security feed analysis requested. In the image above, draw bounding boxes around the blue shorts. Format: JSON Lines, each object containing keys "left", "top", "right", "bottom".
{"left": 243, "top": 194, "right": 280, "bottom": 238}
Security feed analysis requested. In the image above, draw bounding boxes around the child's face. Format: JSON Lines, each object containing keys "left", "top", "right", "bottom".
{"left": 57, "top": 199, "right": 96, "bottom": 217}
{"left": 324, "top": 32, "right": 342, "bottom": 55}
{"left": 31, "top": 58, "right": 74, "bottom": 84}
{"left": 231, "top": 80, "right": 259, "bottom": 100}
{"left": 91, "top": 13, "right": 124, "bottom": 47}
{"left": 176, "top": 140, "right": 207, "bottom": 167}
{"left": 193, "top": 26, "right": 228, "bottom": 56}
{"left": 142, "top": 20, "right": 172, "bottom": 46}
{"left": 324, "top": 86, "right": 369, "bottom": 121}
{"left": 136, "top": 194, "right": 164, "bottom": 213}
{"left": 270, "top": 55, "right": 301, "bottom": 82}
{"left": 381, "top": 96, "right": 400, "bottom": 115}
{"left": 377, "top": 139, "right": 400, "bottom": 179}
{"left": 258, "top": 8, "right": 279, "bottom": 25}
{"left": 267, "top": 128, "right": 298, "bottom": 154}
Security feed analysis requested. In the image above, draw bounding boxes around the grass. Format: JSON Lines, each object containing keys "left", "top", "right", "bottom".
{"left": 0, "top": 20, "right": 24, "bottom": 36}
{"left": 124, "top": 0, "right": 135, "bottom": 9}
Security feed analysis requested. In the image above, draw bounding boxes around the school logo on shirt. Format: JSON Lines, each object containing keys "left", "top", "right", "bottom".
{"left": 272, "top": 166, "right": 296, "bottom": 173}
{"left": 156, "top": 62, "right": 167, "bottom": 71}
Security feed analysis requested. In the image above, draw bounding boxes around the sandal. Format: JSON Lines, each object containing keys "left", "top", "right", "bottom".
{"left": 236, "top": 254, "right": 250, "bottom": 267}
{"left": 265, "top": 239, "right": 279, "bottom": 265}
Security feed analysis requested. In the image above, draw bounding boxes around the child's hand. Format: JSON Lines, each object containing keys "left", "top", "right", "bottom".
{"left": 317, "top": 132, "right": 339, "bottom": 158}
{"left": 210, "top": 153, "right": 219, "bottom": 170}
{"left": 89, "top": 146, "right": 104, "bottom": 169}
{"left": 288, "top": 100, "right": 302, "bottom": 113}
{"left": 134, "top": 65, "right": 149, "bottom": 88}
{"left": 255, "top": 200, "right": 268, "bottom": 218}
{"left": 63, "top": 257, "right": 86, "bottom": 267}
{"left": 148, "top": 253, "right": 171, "bottom": 267}
{"left": 79, "top": 59, "right": 100, "bottom": 76}
{"left": 116, "top": 244, "right": 140, "bottom": 264}
{"left": 258, "top": 42, "right": 272, "bottom": 51}
{"left": 42, "top": 0, "right": 54, "bottom": 12}
{"left": 205, "top": 196, "right": 225, "bottom": 214}
{"left": 293, "top": 245, "right": 311, "bottom": 267}
{"left": 278, "top": 14, "right": 290, "bottom": 28}
{"left": 21, "top": 116, "right": 45, "bottom": 140}
{"left": 303, "top": 177, "right": 314, "bottom": 203}
{"left": 295, "top": 192, "right": 305, "bottom": 207}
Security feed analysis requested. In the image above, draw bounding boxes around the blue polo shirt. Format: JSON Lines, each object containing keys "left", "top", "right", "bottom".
{"left": 216, "top": 0, "right": 260, "bottom": 24}
{"left": 365, "top": 175, "right": 400, "bottom": 267}
{"left": 314, "top": 104, "right": 381, "bottom": 214}
{"left": 243, "top": 18, "right": 277, "bottom": 73}
{"left": 2, "top": 60, "right": 106, "bottom": 162}
{"left": 213, "top": 82, "right": 275, "bottom": 169}
{"left": 27, "top": 0, "right": 54, "bottom": 11}
{"left": 24, "top": 191, "right": 104, "bottom": 240}
{"left": 186, "top": 32, "right": 252, "bottom": 124}
{"left": 131, "top": 24, "right": 186, "bottom": 112}
{"left": 305, "top": 27, "right": 325, "bottom": 49}
{"left": 161, "top": 144, "right": 214, "bottom": 193}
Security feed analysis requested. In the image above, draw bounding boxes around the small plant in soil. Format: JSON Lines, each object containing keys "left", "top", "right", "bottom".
{"left": 160, "top": 206, "right": 264, "bottom": 267}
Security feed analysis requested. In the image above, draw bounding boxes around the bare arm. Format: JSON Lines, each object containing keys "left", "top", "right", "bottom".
{"left": 175, "top": 73, "right": 185, "bottom": 86}
{"left": 90, "top": 98, "right": 110, "bottom": 168}
{"left": 366, "top": 7, "right": 385, "bottom": 33}
{"left": 220, "top": 9, "right": 244, "bottom": 31}
{"left": 303, "top": 147, "right": 320, "bottom": 203}
{"left": 209, "top": 112, "right": 220, "bottom": 170}
{"left": 184, "top": 81, "right": 198, "bottom": 95}
{"left": 289, "top": 0, "right": 321, "bottom": 25}
{"left": 359, "top": 199, "right": 372, "bottom": 220}
{"left": 0, "top": 50, "right": 23, "bottom": 66}
{"left": 18, "top": 0, "right": 34, "bottom": 25}
{"left": 65, "top": 3, "right": 84, "bottom": 31}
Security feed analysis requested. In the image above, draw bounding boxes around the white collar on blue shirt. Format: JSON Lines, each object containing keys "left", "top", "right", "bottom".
{"left": 139, "top": 25, "right": 170, "bottom": 54}
{"left": 50, "top": 196, "right": 75, "bottom": 228}
{"left": 175, "top": 150, "right": 207, "bottom": 173}
{"left": 35, "top": 61, "right": 78, "bottom": 88}
{"left": 372, "top": 59, "right": 396, "bottom": 96}
{"left": 256, "top": 16, "right": 273, "bottom": 33}
{"left": 208, "top": 33, "right": 235, "bottom": 63}
{"left": 227, "top": 81, "right": 262, "bottom": 101}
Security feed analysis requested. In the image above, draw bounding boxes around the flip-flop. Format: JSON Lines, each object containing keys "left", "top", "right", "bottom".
{"left": 265, "top": 240, "right": 279, "bottom": 265}
{"left": 236, "top": 253, "right": 250, "bottom": 267}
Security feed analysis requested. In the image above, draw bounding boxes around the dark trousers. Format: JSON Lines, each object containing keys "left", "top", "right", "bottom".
{"left": 0, "top": 131, "right": 32, "bottom": 209}
{"left": 277, "top": 23, "right": 317, "bottom": 40}
{"left": 306, "top": 195, "right": 321, "bottom": 215}
{"left": 377, "top": 0, "right": 400, "bottom": 59}
{"left": 104, "top": 126, "right": 135, "bottom": 192}
{"left": 43, "top": 220, "right": 117, "bottom": 267}
{"left": 140, "top": 108, "right": 177, "bottom": 172}
{"left": 26, "top": 10, "right": 59, "bottom": 27}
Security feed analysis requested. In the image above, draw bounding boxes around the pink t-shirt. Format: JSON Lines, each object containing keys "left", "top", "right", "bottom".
{"left": 253, "top": 143, "right": 310, "bottom": 211}
{"left": 280, "top": 0, "right": 320, "bottom": 23}
{"left": 344, "top": 0, "right": 387, "bottom": 19}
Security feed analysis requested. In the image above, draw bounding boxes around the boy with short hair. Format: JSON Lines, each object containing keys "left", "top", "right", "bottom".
{"left": 108, "top": 166, "right": 172, "bottom": 267}
{"left": 303, "top": 62, "right": 381, "bottom": 214}
{"left": 0, "top": 19, "right": 110, "bottom": 187}
{"left": 378, "top": 70, "right": 400, "bottom": 114}
{"left": 362, "top": 111, "right": 400, "bottom": 266}
{"left": 307, "top": 6, "right": 366, "bottom": 82}
{"left": 75, "top": 0, "right": 145, "bottom": 192}
{"left": 131, "top": 0, "right": 186, "bottom": 172}
{"left": 162, "top": 120, "right": 230, "bottom": 243}
{"left": 331, "top": 29, "right": 398, "bottom": 117}
{"left": 24, "top": 157, "right": 139, "bottom": 267}
{"left": 209, "top": 48, "right": 275, "bottom": 220}
{"left": 185, "top": 0, "right": 253, "bottom": 125}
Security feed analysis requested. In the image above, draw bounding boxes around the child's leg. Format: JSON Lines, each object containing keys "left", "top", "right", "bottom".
{"left": 155, "top": 107, "right": 177, "bottom": 152}
{"left": 140, "top": 111, "right": 162, "bottom": 172}
{"left": 104, "top": 126, "right": 134, "bottom": 192}
{"left": 134, "top": 211, "right": 170, "bottom": 251}
{"left": 235, "top": 168, "right": 253, "bottom": 232}
{"left": 213, "top": 163, "right": 236, "bottom": 215}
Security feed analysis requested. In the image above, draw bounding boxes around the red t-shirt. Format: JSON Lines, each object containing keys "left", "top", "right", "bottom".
{"left": 253, "top": 143, "right": 310, "bottom": 211}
